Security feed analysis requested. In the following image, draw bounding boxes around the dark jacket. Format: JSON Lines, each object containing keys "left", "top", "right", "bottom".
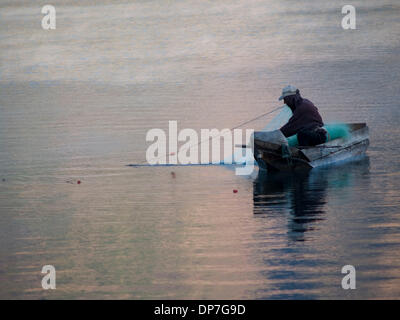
{"left": 280, "top": 96, "right": 324, "bottom": 138}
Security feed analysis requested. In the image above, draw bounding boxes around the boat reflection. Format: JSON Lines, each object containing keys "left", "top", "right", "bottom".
{"left": 253, "top": 157, "right": 370, "bottom": 242}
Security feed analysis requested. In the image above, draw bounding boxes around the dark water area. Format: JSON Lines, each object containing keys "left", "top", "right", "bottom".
{"left": 253, "top": 159, "right": 372, "bottom": 298}
{"left": 1, "top": 0, "right": 400, "bottom": 299}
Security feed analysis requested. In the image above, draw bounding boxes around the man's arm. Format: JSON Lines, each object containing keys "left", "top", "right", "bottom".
{"left": 280, "top": 114, "right": 302, "bottom": 137}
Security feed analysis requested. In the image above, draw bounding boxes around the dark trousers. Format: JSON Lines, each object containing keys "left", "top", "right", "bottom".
{"left": 297, "top": 127, "right": 327, "bottom": 146}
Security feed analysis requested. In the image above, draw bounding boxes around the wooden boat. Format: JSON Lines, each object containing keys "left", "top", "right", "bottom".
{"left": 252, "top": 123, "right": 369, "bottom": 171}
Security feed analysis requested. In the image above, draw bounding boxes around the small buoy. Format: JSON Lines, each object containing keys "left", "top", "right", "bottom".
{"left": 233, "top": 189, "right": 238, "bottom": 193}
{"left": 77, "top": 180, "right": 81, "bottom": 184}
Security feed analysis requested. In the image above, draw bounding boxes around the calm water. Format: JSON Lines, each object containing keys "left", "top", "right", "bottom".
{"left": 1, "top": 0, "right": 400, "bottom": 299}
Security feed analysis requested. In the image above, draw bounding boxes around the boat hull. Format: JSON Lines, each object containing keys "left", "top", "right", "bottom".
{"left": 253, "top": 123, "right": 369, "bottom": 172}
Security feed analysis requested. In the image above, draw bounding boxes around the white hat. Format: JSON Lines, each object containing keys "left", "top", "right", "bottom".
{"left": 278, "top": 85, "right": 298, "bottom": 101}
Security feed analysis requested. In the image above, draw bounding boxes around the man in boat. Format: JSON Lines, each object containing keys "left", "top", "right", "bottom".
{"left": 279, "top": 85, "right": 327, "bottom": 146}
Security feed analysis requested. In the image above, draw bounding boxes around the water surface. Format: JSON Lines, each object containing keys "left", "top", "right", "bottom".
{"left": 0, "top": 0, "right": 400, "bottom": 299}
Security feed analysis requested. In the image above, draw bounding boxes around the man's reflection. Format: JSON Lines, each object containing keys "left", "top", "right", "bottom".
{"left": 254, "top": 169, "right": 328, "bottom": 241}
{"left": 253, "top": 158, "right": 370, "bottom": 242}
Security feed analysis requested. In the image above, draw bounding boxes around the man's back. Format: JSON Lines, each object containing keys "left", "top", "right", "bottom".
{"left": 280, "top": 98, "right": 323, "bottom": 138}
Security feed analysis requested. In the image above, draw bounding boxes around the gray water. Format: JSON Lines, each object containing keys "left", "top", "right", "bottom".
{"left": 0, "top": 0, "right": 400, "bottom": 299}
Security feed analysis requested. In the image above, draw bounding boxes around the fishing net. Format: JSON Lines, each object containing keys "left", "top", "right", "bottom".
{"left": 287, "top": 123, "right": 351, "bottom": 147}
{"left": 261, "top": 106, "right": 292, "bottom": 131}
